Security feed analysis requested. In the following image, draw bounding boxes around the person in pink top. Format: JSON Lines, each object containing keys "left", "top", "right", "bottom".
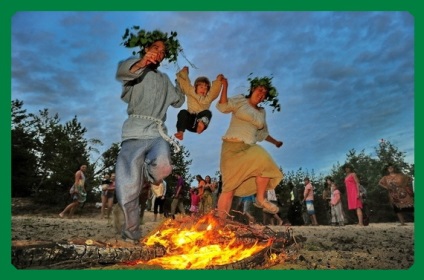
{"left": 342, "top": 163, "right": 364, "bottom": 226}
{"left": 326, "top": 176, "right": 345, "bottom": 226}
{"left": 302, "top": 177, "right": 319, "bottom": 226}
{"left": 189, "top": 188, "right": 201, "bottom": 217}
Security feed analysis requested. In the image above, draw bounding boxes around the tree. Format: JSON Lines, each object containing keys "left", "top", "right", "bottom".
{"left": 91, "top": 142, "right": 120, "bottom": 182}
{"left": 326, "top": 141, "right": 413, "bottom": 223}
{"left": 11, "top": 100, "right": 103, "bottom": 204}
{"left": 11, "top": 100, "right": 38, "bottom": 197}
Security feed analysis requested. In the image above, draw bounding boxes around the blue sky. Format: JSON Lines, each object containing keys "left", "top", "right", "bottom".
{"left": 10, "top": 11, "right": 414, "bottom": 180}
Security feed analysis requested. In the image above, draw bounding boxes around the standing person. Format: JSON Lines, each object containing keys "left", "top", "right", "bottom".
{"left": 342, "top": 163, "right": 364, "bottom": 226}
{"left": 151, "top": 180, "right": 167, "bottom": 222}
{"left": 146, "top": 187, "right": 156, "bottom": 212}
{"left": 189, "top": 187, "right": 201, "bottom": 217}
{"left": 174, "top": 66, "right": 224, "bottom": 140}
{"left": 195, "top": 174, "right": 206, "bottom": 214}
{"left": 115, "top": 32, "right": 185, "bottom": 243}
{"left": 378, "top": 163, "right": 414, "bottom": 225}
{"left": 59, "top": 165, "right": 87, "bottom": 219}
{"left": 301, "top": 177, "right": 319, "bottom": 226}
{"left": 213, "top": 175, "right": 223, "bottom": 208}
{"left": 104, "top": 173, "right": 116, "bottom": 219}
{"left": 216, "top": 75, "right": 284, "bottom": 222}
{"left": 212, "top": 177, "right": 219, "bottom": 209}
{"left": 100, "top": 174, "right": 111, "bottom": 219}
{"left": 326, "top": 176, "right": 344, "bottom": 226}
{"left": 322, "top": 179, "right": 332, "bottom": 224}
{"left": 170, "top": 173, "right": 186, "bottom": 219}
{"left": 287, "top": 182, "right": 304, "bottom": 226}
{"left": 200, "top": 175, "right": 216, "bottom": 215}
{"left": 262, "top": 189, "right": 284, "bottom": 226}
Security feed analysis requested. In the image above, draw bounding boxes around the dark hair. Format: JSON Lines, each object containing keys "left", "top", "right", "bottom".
{"left": 382, "top": 163, "right": 400, "bottom": 175}
{"left": 325, "top": 176, "right": 334, "bottom": 183}
{"left": 304, "top": 177, "right": 310, "bottom": 182}
{"left": 247, "top": 85, "right": 270, "bottom": 99}
{"left": 194, "top": 77, "right": 211, "bottom": 92}
{"left": 341, "top": 163, "right": 354, "bottom": 171}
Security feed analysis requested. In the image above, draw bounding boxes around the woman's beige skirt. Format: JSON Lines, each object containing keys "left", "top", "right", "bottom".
{"left": 220, "top": 140, "right": 283, "bottom": 197}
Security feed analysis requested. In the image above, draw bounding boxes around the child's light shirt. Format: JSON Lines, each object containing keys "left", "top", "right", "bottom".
{"left": 176, "top": 69, "right": 222, "bottom": 114}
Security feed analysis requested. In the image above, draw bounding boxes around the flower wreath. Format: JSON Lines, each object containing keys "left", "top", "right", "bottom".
{"left": 247, "top": 74, "right": 281, "bottom": 112}
{"left": 121, "top": 27, "right": 182, "bottom": 63}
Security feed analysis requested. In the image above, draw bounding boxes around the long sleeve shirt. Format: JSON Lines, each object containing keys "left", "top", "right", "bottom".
{"left": 216, "top": 94, "right": 269, "bottom": 144}
{"left": 116, "top": 57, "right": 185, "bottom": 141}
{"left": 176, "top": 69, "right": 222, "bottom": 114}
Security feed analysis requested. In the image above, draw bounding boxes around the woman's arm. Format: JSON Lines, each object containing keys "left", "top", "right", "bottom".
{"left": 265, "top": 135, "right": 283, "bottom": 148}
{"left": 378, "top": 176, "right": 388, "bottom": 189}
{"left": 352, "top": 173, "right": 361, "bottom": 197}
{"left": 218, "top": 76, "right": 228, "bottom": 105}
{"left": 74, "top": 171, "right": 80, "bottom": 186}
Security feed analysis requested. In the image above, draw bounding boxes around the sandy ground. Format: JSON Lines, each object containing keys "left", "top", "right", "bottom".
{"left": 10, "top": 198, "right": 415, "bottom": 270}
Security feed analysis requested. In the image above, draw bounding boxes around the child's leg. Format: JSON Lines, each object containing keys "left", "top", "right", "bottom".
{"left": 195, "top": 110, "right": 212, "bottom": 134}
{"left": 175, "top": 110, "right": 191, "bottom": 140}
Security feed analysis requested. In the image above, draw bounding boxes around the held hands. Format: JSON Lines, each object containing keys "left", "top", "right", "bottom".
{"left": 220, "top": 75, "right": 228, "bottom": 87}
{"left": 181, "top": 66, "right": 189, "bottom": 74}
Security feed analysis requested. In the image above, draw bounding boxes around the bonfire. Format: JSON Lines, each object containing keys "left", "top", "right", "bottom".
{"left": 126, "top": 212, "right": 293, "bottom": 270}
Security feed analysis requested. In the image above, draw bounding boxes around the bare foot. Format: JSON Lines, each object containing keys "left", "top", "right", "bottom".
{"left": 196, "top": 121, "right": 205, "bottom": 134}
{"left": 277, "top": 219, "right": 283, "bottom": 226}
{"left": 59, "top": 213, "right": 64, "bottom": 218}
{"left": 174, "top": 131, "right": 184, "bottom": 140}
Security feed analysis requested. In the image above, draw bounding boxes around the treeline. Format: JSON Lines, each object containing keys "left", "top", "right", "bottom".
{"left": 271, "top": 141, "right": 414, "bottom": 224}
{"left": 11, "top": 99, "right": 193, "bottom": 206}
{"left": 11, "top": 100, "right": 414, "bottom": 223}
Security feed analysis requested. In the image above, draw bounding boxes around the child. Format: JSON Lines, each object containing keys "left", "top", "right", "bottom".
{"left": 328, "top": 177, "right": 345, "bottom": 226}
{"left": 189, "top": 188, "right": 201, "bottom": 217}
{"left": 174, "top": 66, "right": 224, "bottom": 140}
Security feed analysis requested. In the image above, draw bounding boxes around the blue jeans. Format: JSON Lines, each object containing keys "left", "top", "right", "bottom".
{"left": 116, "top": 138, "right": 172, "bottom": 240}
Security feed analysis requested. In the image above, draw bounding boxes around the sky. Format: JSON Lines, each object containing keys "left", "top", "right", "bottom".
{"left": 10, "top": 11, "right": 414, "bottom": 181}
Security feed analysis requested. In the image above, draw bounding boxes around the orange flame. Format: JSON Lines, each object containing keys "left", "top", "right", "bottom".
{"left": 134, "top": 214, "right": 272, "bottom": 269}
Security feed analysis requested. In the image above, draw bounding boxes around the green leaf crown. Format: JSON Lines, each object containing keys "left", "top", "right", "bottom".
{"left": 247, "top": 74, "right": 281, "bottom": 112}
{"left": 121, "top": 27, "right": 182, "bottom": 63}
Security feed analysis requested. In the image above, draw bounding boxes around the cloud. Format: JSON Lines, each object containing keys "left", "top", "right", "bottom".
{"left": 11, "top": 11, "right": 414, "bottom": 178}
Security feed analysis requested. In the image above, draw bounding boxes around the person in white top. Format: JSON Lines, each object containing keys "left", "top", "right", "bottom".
{"left": 216, "top": 76, "right": 283, "bottom": 222}
{"left": 151, "top": 180, "right": 167, "bottom": 222}
{"left": 262, "top": 189, "right": 284, "bottom": 225}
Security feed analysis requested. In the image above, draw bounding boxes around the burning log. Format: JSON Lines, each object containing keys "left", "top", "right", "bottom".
{"left": 12, "top": 239, "right": 167, "bottom": 269}
{"left": 12, "top": 213, "right": 297, "bottom": 270}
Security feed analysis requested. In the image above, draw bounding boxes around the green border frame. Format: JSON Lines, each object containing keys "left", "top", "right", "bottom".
{"left": 2, "top": 0, "right": 419, "bottom": 278}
